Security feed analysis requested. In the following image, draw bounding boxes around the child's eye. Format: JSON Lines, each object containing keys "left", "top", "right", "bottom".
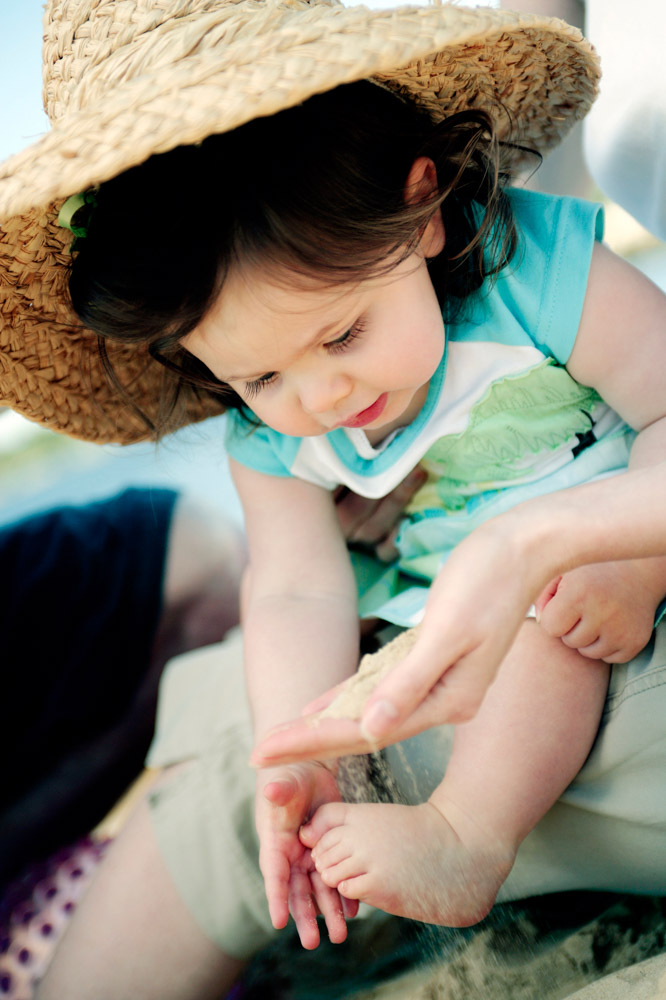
{"left": 325, "top": 320, "right": 366, "bottom": 354}
{"left": 244, "top": 372, "right": 278, "bottom": 398}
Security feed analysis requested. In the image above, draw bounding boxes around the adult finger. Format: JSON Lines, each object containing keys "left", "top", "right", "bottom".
{"left": 361, "top": 635, "right": 499, "bottom": 738}
{"left": 252, "top": 716, "right": 375, "bottom": 766}
{"left": 334, "top": 489, "right": 382, "bottom": 542}
{"left": 302, "top": 680, "right": 348, "bottom": 715}
{"left": 359, "top": 630, "right": 457, "bottom": 739}
{"left": 373, "top": 524, "right": 401, "bottom": 563}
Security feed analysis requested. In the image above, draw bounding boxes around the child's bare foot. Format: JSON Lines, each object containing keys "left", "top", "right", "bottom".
{"left": 299, "top": 801, "right": 515, "bottom": 926}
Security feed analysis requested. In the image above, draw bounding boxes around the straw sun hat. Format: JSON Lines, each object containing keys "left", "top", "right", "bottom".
{"left": 0, "top": 0, "right": 599, "bottom": 444}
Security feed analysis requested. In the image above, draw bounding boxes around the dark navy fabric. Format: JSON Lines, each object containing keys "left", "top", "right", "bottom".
{"left": 1, "top": 487, "right": 178, "bottom": 889}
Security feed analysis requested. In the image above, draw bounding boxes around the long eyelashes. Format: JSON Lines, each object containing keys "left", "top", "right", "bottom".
{"left": 244, "top": 371, "right": 278, "bottom": 399}
{"left": 325, "top": 320, "right": 366, "bottom": 355}
{"left": 243, "top": 320, "right": 366, "bottom": 398}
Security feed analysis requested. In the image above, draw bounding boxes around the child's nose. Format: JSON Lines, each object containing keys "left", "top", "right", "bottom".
{"left": 298, "top": 372, "right": 353, "bottom": 415}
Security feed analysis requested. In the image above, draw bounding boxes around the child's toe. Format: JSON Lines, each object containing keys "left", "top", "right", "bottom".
{"left": 319, "top": 855, "right": 367, "bottom": 889}
{"left": 311, "top": 824, "right": 347, "bottom": 856}
{"left": 300, "top": 802, "right": 349, "bottom": 846}
{"left": 336, "top": 872, "right": 372, "bottom": 901}
{"left": 312, "top": 837, "right": 351, "bottom": 871}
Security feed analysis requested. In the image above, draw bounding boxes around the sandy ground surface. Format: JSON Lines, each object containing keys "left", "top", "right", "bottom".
{"left": 240, "top": 893, "right": 666, "bottom": 1000}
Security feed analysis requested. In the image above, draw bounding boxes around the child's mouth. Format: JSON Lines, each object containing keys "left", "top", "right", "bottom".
{"left": 340, "top": 393, "right": 388, "bottom": 429}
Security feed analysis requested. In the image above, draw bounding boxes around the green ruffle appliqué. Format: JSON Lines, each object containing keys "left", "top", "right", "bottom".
{"left": 407, "top": 360, "right": 601, "bottom": 515}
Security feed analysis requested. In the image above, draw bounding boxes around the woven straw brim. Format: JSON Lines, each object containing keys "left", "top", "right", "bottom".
{"left": 0, "top": 0, "right": 600, "bottom": 444}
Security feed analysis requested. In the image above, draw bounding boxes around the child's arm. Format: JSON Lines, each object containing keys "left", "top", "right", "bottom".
{"left": 532, "top": 242, "right": 666, "bottom": 659}
{"left": 232, "top": 459, "right": 359, "bottom": 739}
{"left": 230, "top": 458, "right": 360, "bottom": 946}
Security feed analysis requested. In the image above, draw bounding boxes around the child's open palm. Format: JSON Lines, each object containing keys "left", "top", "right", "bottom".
{"left": 255, "top": 762, "right": 357, "bottom": 949}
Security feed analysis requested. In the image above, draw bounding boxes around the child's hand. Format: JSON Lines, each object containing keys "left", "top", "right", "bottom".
{"left": 535, "top": 558, "right": 666, "bottom": 662}
{"left": 255, "top": 762, "right": 357, "bottom": 949}
{"left": 334, "top": 466, "right": 427, "bottom": 562}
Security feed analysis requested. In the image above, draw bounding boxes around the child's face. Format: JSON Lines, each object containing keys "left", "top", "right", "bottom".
{"left": 183, "top": 248, "right": 445, "bottom": 442}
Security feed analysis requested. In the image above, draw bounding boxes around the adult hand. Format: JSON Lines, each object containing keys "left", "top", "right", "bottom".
{"left": 255, "top": 762, "right": 358, "bottom": 949}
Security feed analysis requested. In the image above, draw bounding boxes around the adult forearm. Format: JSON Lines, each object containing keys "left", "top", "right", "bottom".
{"left": 502, "top": 462, "right": 666, "bottom": 590}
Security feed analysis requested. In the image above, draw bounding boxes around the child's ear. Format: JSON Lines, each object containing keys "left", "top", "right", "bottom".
{"left": 404, "top": 156, "right": 445, "bottom": 258}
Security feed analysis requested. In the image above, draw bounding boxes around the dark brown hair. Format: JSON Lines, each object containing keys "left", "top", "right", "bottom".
{"left": 68, "top": 80, "right": 521, "bottom": 434}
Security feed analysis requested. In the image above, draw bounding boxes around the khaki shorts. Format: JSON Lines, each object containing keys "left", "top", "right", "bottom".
{"left": 146, "top": 626, "right": 666, "bottom": 958}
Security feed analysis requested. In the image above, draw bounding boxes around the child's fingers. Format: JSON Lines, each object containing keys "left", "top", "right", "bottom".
{"left": 259, "top": 847, "right": 292, "bottom": 931}
{"left": 341, "top": 894, "right": 360, "bottom": 919}
{"left": 533, "top": 575, "right": 562, "bottom": 621}
{"left": 262, "top": 774, "right": 299, "bottom": 807}
{"left": 310, "top": 871, "right": 348, "bottom": 944}
{"left": 288, "top": 871, "right": 321, "bottom": 950}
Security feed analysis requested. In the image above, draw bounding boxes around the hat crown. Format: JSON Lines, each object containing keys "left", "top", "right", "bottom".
{"left": 42, "top": 0, "right": 336, "bottom": 123}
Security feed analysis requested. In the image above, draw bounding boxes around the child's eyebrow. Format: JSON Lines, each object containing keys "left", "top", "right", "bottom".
{"left": 224, "top": 316, "right": 350, "bottom": 381}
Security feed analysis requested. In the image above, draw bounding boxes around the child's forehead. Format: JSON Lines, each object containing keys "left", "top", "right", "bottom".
{"left": 216, "top": 252, "right": 414, "bottom": 326}
{"left": 190, "top": 265, "right": 365, "bottom": 372}
{"left": 212, "top": 263, "right": 364, "bottom": 330}
{"left": 184, "top": 249, "right": 423, "bottom": 379}
{"left": 192, "top": 252, "right": 421, "bottom": 364}
{"left": 186, "top": 284, "right": 346, "bottom": 382}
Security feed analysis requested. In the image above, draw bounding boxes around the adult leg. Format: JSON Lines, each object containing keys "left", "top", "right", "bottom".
{"left": 152, "top": 492, "right": 247, "bottom": 665}
{"left": 35, "top": 768, "right": 245, "bottom": 1000}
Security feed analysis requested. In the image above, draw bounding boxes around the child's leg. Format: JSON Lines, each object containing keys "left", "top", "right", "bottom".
{"left": 35, "top": 769, "right": 245, "bottom": 1000}
{"left": 302, "top": 621, "right": 609, "bottom": 926}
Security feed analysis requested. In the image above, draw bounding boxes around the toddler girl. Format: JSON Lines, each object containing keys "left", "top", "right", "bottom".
{"left": 64, "top": 79, "right": 666, "bottom": 945}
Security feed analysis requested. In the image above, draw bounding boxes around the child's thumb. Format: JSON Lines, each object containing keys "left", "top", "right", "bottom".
{"left": 534, "top": 575, "right": 563, "bottom": 622}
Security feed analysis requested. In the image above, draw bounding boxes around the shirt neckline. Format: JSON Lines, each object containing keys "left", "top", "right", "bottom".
{"left": 327, "top": 344, "right": 448, "bottom": 472}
